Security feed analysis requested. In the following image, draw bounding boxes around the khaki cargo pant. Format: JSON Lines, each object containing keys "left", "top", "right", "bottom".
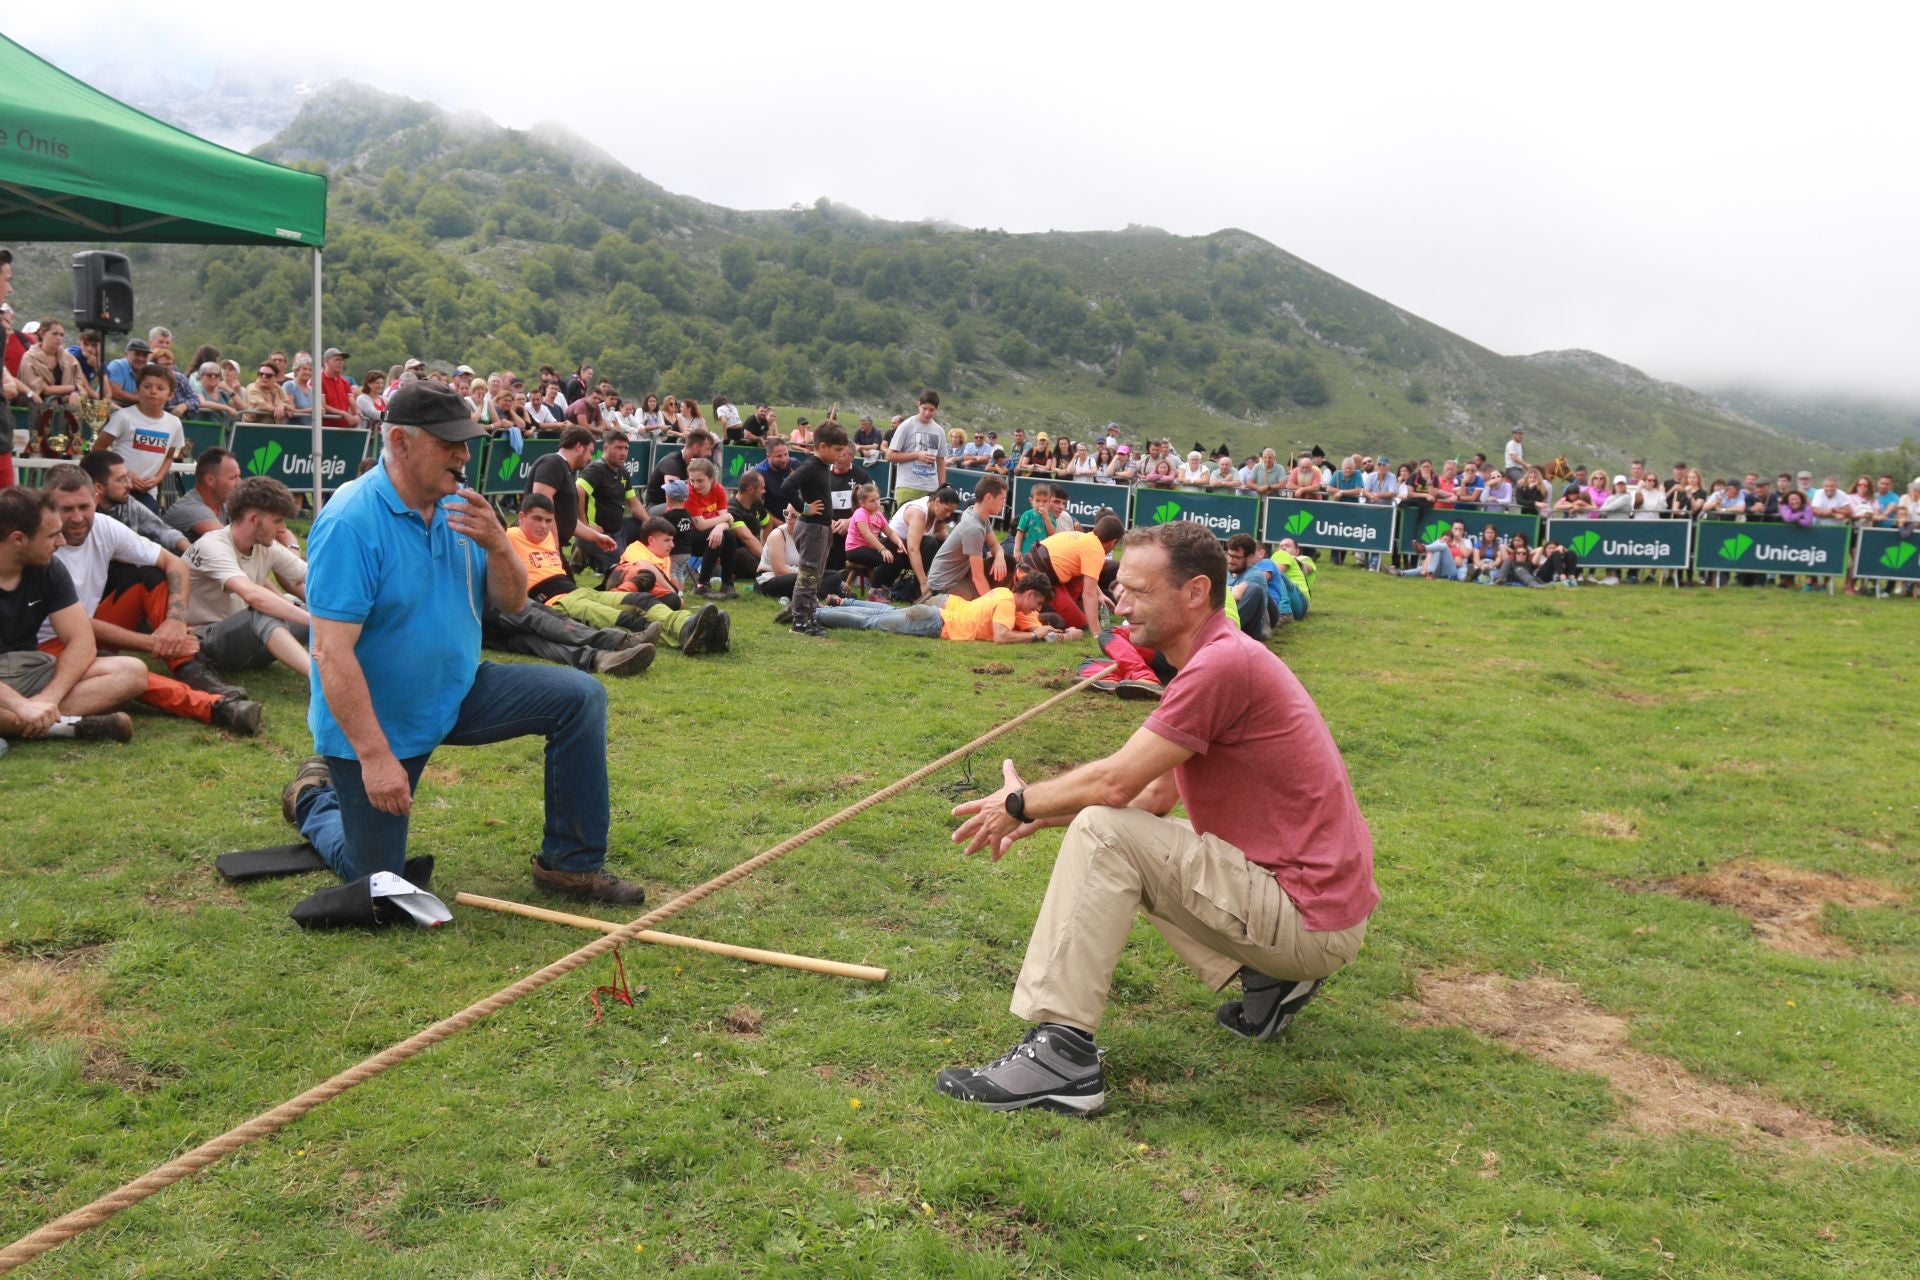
{"left": 1012, "top": 806, "right": 1369, "bottom": 1033}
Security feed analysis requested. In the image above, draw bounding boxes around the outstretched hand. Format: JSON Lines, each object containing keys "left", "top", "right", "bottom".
{"left": 950, "top": 758, "right": 1041, "bottom": 860}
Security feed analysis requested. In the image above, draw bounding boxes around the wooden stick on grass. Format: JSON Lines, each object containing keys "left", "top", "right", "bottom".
{"left": 454, "top": 892, "right": 888, "bottom": 982}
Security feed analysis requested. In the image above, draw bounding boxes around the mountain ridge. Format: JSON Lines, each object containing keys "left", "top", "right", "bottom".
{"left": 7, "top": 83, "right": 1853, "bottom": 475}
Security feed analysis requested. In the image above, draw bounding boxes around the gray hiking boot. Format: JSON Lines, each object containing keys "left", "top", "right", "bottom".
{"left": 594, "top": 642, "right": 656, "bottom": 677}
{"left": 935, "top": 1025, "right": 1105, "bottom": 1115}
{"left": 1215, "top": 968, "right": 1322, "bottom": 1041}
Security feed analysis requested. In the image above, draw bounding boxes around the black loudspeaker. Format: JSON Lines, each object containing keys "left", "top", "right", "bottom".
{"left": 71, "top": 250, "right": 135, "bottom": 334}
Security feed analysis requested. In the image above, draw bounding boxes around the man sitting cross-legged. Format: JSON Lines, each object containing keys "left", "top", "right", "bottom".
{"left": 0, "top": 487, "right": 147, "bottom": 745}
{"left": 37, "top": 463, "right": 262, "bottom": 735}
{"left": 937, "top": 522, "right": 1378, "bottom": 1115}
{"left": 814, "top": 572, "right": 1081, "bottom": 644}
{"left": 607, "top": 517, "right": 729, "bottom": 655}
{"left": 183, "top": 477, "right": 313, "bottom": 679}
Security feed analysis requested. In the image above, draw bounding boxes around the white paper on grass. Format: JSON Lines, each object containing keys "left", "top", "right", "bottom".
{"left": 366, "top": 871, "right": 453, "bottom": 927}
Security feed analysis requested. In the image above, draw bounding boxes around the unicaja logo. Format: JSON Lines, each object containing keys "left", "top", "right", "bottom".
{"left": 1717, "top": 533, "right": 1754, "bottom": 562}
{"left": 496, "top": 449, "right": 522, "bottom": 483}
{"left": 1882, "top": 542, "right": 1917, "bottom": 570}
{"left": 727, "top": 455, "right": 745, "bottom": 478}
{"left": 1154, "top": 500, "right": 1182, "bottom": 523}
{"left": 1570, "top": 530, "right": 1599, "bottom": 557}
{"left": 246, "top": 441, "right": 283, "bottom": 476}
{"left": 1419, "top": 520, "right": 1449, "bottom": 544}
{"left": 1284, "top": 510, "right": 1313, "bottom": 537}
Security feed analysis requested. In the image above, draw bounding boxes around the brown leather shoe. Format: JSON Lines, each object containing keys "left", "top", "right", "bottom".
{"left": 530, "top": 857, "right": 647, "bottom": 905}
{"left": 281, "top": 757, "right": 332, "bottom": 826}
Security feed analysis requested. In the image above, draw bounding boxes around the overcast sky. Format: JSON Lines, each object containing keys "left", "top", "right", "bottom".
{"left": 11, "top": 2, "right": 1916, "bottom": 397}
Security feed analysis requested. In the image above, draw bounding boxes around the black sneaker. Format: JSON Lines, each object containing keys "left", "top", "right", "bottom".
{"left": 281, "top": 757, "right": 332, "bottom": 825}
{"left": 789, "top": 620, "right": 829, "bottom": 638}
{"left": 210, "top": 695, "right": 263, "bottom": 737}
{"left": 1215, "top": 968, "right": 1322, "bottom": 1042}
{"left": 680, "top": 603, "right": 722, "bottom": 654}
{"left": 935, "top": 1025, "right": 1106, "bottom": 1115}
{"left": 173, "top": 659, "right": 247, "bottom": 700}
{"left": 714, "top": 611, "right": 731, "bottom": 653}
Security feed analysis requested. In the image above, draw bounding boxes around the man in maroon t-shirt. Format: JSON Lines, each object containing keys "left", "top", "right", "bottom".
{"left": 942, "top": 521, "right": 1379, "bottom": 1115}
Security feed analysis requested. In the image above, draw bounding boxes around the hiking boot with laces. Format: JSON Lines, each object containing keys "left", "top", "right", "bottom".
{"left": 594, "top": 642, "right": 656, "bottom": 677}
{"left": 1215, "top": 968, "right": 1322, "bottom": 1042}
{"left": 281, "top": 757, "right": 332, "bottom": 826}
{"left": 70, "top": 712, "right": 135, "bottom": 743}
{"left": 530, "top": 857, "right": 647, "bottom": 905}
{"left": 680, "top": 603, "right": 723, "bottom": 654}
{"left": 935, "top": 1025, "right": 1105, "bottom": 1115}
{"left": 173, "top": 658, "right": 247, "bottom": 700}
{"left": 211, "top": 695, "right": 264, "bottom": 737}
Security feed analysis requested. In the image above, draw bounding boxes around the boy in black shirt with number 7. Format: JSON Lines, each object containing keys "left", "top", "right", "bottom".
{"left": 782, "top": 422, "right": 870, "bottom": 637}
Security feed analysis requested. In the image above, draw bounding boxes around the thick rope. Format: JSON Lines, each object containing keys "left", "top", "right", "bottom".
{"left": 0, "top": 664, "right": 1116, "bottom": 1275}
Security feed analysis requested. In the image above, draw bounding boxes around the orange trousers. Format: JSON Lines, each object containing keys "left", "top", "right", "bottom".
{"left": 39, "top": 561, "right": 219, "bottom": 723}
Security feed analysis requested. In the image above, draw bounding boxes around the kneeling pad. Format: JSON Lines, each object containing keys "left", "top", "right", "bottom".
{"left": 290, "top": 857, "right": 442, "bottom": 930}
{"left": 216, "top": 843, "right": 327, "bottom": 881}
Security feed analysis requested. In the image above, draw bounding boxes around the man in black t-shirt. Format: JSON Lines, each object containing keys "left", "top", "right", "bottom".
{"left": 726, "top": 470, "right": 771, "bottom": 578}
{"left": 576, "top": 434, "right": 645, "bottom": 568}
{"left": 730, "top": 405, "right": 771, "bottom": 446}
{"left": 645, "top": 427, "right": 715, "bottom": 506}
{"left": 526, "top": 426, "right": 614, "bottom": 561}
{"left": 0, "top": 488, "right": 147, "bottom": 742}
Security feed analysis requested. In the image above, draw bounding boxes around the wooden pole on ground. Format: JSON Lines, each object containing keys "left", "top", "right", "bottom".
{"left": 454, "top": 892, "right": 887, "bottom": 982}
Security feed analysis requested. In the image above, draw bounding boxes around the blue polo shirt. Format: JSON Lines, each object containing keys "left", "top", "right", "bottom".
{"left": 306, "top": 462, "right": 488, "bottom": 761}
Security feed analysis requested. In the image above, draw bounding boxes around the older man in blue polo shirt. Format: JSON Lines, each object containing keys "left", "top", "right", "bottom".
{"left": 280, "top": 382, "right": 645, "bottom": 905}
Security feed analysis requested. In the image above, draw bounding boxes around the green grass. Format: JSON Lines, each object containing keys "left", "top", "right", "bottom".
{"left": 2, "top": 574, "right": 1916, "bottom": 1278}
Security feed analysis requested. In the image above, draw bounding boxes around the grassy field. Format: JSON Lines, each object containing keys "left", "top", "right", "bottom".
{"left": 2, "top": 571, "right": 1916, "bottom": 1278}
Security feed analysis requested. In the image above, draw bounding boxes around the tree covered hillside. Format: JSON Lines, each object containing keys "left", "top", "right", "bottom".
{"left": 7, "top": 84, "right": 1845, "bottom": 475}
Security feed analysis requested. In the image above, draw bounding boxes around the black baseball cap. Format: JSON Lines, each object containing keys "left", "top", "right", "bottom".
{"left": 383, "top": 382, "right": 486, "bottom": 442}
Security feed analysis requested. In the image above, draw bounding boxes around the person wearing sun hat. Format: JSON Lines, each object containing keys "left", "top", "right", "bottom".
{"left": 280, "top": 380, "right": 647, "bottom": 907}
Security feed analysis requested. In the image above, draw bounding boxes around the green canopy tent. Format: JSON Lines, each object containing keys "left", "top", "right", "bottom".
{"left": 0, "top": 34, "right": 331, "bottom": 506}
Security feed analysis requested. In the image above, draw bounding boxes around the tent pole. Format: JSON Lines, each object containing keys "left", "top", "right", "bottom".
{"left": 310, "top": 247, "right": 324, "bottom": 513}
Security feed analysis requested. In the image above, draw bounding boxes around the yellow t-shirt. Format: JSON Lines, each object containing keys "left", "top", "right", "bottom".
{"left": 617, "top": 542, "right": 677, "bottom": 595}
{"left": 940, "top": 588, "right": 1039, "bottom": 642}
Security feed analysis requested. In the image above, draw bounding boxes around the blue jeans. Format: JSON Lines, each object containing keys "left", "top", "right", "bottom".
{"left": 1234, "top": 579, "right": 1273, "bottom": 640}
{"left": 297, "top": 661, "right": 609, "bottom": 882}
{"left": 814, "top": 599, "right": 946, "bottom": 637}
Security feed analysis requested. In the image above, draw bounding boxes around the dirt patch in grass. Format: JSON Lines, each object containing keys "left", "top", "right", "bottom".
{"left": 1656, "top": 859, "right": 1906, "bottom": 958}
{"left": 0, "top": 946, "right": 108, "bottom": 1040}
{"left": 969, "top": 662, "right": 1014, "bottom": 675}
{"left": 1411, "top": 973, "right": 1883, "bottom": 1157}
{"left": 1605, "top": 689, "right": 1664, "bottom": 707}
{"left": 0, "top": 947, "right": 167, "bottom": 1091}
{"left": 724, "top": 1004, "right": 763, "bottom": 1036}
{"left": 1578, "top": 811, "right": 1640, "bottom": 840}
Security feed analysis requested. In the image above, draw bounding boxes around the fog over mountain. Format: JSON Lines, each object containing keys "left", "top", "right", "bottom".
{"left": 12, "top": 3, "right": 1916, "bottom": 400}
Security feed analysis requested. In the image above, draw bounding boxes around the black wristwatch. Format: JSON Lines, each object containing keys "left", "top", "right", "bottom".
{"left": 1005, "top": 789, "right": 1027, "bottom": 822}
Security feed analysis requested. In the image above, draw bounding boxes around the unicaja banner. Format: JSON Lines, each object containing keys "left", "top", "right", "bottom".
{"left": 1264, "top": 498, "right": 1394, "bottom": 553}
{"left": 1693, "top": 520, "right": 1850, "bottom": 576}
{"left": 1019, "top": 477, "right": 1128, "bottom": 528}
{"left": 718, "top": 445, "right": 765, "bottom": 486}
{"left": 1854, "top": 528, "right": 1920, "bottom": 582}
{"left": 1129, "top": 488, "right": 1262, "bottom": 540}
{"left": 479, "top": 436, "right": 563, "bottom": 495}
{"left": 228, "top": 425, "right": 371, "bottom": 493}
{"left": 1547, "top": 518, "right": 1691, "bottom": 569}
{"left": 1399, "top": 509, "right": 1538, "bottom": 553}
{"left": 941, "top": 467, "right": 997, "bottom": 510}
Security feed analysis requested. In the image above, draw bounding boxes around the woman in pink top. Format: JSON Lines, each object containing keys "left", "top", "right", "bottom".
{"left": 843, "top": 482, "right": 906, "bottom": 598}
